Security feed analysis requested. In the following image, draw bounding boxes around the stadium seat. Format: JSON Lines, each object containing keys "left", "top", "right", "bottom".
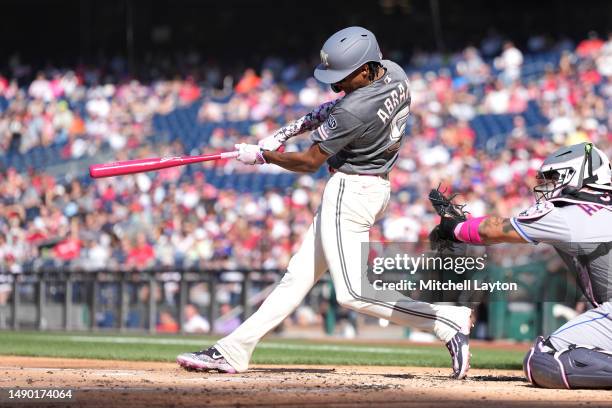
{"left": 0, "top": 48, "right": 571, "bottom": 192}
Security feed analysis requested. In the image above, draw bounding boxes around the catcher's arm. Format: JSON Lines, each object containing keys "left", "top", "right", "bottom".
{"left": 428, "top": 187, "right": 526, "bottom": 247}
{"left": 259, "top": 99, "right": 340, "bottom": 151}
{"left": 477, "top": 216, "right": 526, "bottom": 244}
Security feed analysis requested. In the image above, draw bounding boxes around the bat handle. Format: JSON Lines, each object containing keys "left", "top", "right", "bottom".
{"left": 220, "top": 151, "right": 240, "bottom": 159}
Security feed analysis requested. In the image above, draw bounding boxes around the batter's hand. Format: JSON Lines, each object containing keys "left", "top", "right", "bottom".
{"left": 235, "top": 143, "right": 266, "bottom": 165}
{"left": 258, "top": 129, "right": 288, "bottom": 151}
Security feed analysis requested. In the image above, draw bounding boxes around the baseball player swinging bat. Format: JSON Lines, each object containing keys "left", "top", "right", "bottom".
{"left": 176, "top": 26, "right": 473, "bottom": 380}
{"left": 88, "top": 151, "right": 239, "bottom": 178}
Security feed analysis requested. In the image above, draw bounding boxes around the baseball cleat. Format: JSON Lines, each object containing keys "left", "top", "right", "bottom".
{"left": 458, "top": 306, "right": 474, "bottom": 335}
{"left": 446, "top": 332, "right": 471, "bottom": 379}
{"left": 176, "top": 346, "right": 237, "bottom": 373}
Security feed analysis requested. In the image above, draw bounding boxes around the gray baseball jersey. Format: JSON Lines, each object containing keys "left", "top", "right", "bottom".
{"left": 511, "top": 201, "right": 612, "bottom": 303}
{"left": 510, "top": 199, "right": 612, "bottom": 350}
{"left": 310, "top": 59, "right": 411, "bottom": 175}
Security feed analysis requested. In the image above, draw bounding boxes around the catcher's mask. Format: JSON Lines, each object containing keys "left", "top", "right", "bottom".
{"left": 533, "top": 142, "right": 612, "bottom": 202}
{"left": 533, "top": 168, "right": 570, "bottom": 202}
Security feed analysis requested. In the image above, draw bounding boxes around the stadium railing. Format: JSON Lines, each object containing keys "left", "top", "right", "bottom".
{"left": 0, "top": 267, "right": 306, "bottom": 334}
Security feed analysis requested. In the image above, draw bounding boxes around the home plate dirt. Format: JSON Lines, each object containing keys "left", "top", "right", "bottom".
{"left": 0, "top": 356, "right": 611, "bottom": 407}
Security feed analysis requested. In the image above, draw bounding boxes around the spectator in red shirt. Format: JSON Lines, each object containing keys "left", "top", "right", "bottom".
{"left": 235, "top": 69, "right": 261, "bottom": 94}
{"left": 53, "top": 221, "right": 81, "bottom": 262}
{"left": 576, "top": 31, "right": 604, "bottom": 58}
{"left": 0, "top": 75, "right": 8, "bottom": 95}
{"left": 179, "top": 76, "right": 201, "bottom": 104}
{"left": 156, "top": 310, "right": 179, "bottom": 333}
{"left": 126, "top": 232, "right": 155, "bottom": 269}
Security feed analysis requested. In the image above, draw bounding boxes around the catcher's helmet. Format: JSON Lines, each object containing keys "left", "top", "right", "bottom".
{"left": 534, "top": 142, "right": 612, "bottom": 201}
{"left": 314, "top": 26, "right": 382, "bottom": 85}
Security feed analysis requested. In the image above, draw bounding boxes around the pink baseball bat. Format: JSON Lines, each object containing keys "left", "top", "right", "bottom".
{"left": 89, "top": 151, "right": 239, "bottom": 178}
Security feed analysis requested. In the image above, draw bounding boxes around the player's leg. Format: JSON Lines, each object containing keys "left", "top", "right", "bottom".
{"left": 524, "top": 336, "right": 612, "bottom": 389}
{"left": 177, "top": 212, "right": 328, "bottom": 373}
{"left": 523, "top": 302, "right": 612, "bottom": 389}
{"left": 548, "top": 302, "right": 612, "bottom": 351}
{"left": 320, "top": 174, "right": 472, "bottom": 376}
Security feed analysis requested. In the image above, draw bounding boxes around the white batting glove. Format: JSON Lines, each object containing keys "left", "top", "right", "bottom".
{"left": 235, "top": 143, "right": 266, "bottom": 165}
{"left": 258, "top": 129, "right": 288, "bottom": 151}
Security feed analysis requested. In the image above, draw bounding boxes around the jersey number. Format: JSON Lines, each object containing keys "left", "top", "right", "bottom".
{"left": 390, "top": 105, "right": 410, "bottom": 142}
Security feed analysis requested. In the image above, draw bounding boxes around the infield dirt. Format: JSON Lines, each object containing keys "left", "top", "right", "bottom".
{"left": 1, "top": 356, "right": 611, "bottom": 407}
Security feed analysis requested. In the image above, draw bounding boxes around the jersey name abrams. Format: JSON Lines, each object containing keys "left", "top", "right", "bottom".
{"left": 376, "top": 79, "right": 410, "bottom": 125}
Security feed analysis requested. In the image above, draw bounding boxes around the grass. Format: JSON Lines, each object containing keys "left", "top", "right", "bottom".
{"left": 0, "top": 330, "right": 525, "bottom": 370}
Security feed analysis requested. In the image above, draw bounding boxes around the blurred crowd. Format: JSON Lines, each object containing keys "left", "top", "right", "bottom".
{"left": 0, "top": 61, "right": 203, "bottom": 158}
{"left": 0, "top": 31, "right": 611, "bottom": 278}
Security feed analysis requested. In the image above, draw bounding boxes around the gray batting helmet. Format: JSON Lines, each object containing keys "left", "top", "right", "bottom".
{"left": 314, "top": 26, "right": 382, "bottom": 85}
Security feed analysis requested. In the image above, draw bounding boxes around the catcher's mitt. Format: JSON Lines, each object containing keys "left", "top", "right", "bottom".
{"left": 428, "top": 185, "right": 468, "bottom": 253}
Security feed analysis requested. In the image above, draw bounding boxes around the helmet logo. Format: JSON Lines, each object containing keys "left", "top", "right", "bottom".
{"left": 320, "top": 50, "right": 330, "bottom": 67}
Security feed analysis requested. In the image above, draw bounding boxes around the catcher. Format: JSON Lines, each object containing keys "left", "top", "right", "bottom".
{"left": 429, "top": 142, "right": 612, "bottom": 389}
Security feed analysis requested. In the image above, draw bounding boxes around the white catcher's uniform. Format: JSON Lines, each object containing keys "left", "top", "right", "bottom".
{"left": 216, "top": 61, "right": 471, "bottom": 372}
{"left": 510, "top": 197, "right": 612, "bottom": 351}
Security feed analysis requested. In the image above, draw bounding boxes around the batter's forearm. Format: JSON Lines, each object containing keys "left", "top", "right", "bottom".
{"left": 278, "top": 99, "right": 340, "bottom": 138}
{"left": 262, "top": 143, "right": 329, "bottom": 173}
{"left": 477, "top": 216, "right": 526, "bottom": 244}
{"left": 263, "top": 150, "right": 320, "bottom": 173}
